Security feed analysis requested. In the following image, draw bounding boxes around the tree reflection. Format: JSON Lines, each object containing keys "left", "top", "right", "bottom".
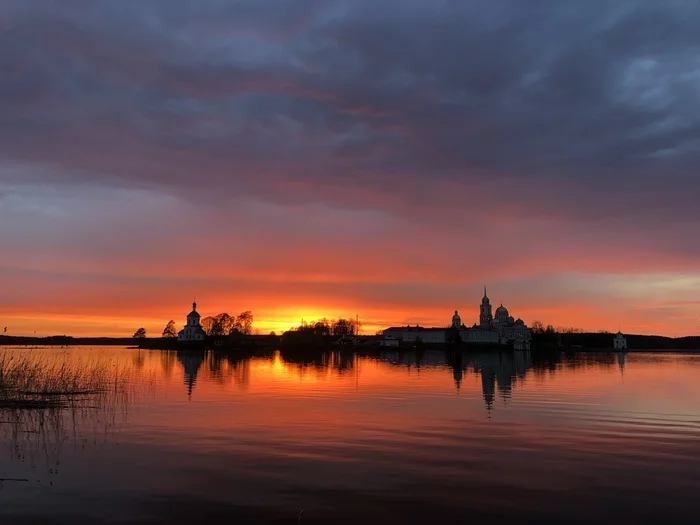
{"left": 160, "top": 350, "right": 176, "bottom": 379}
{"left": 166, "top": 350, "right": 259, "bottom": 398}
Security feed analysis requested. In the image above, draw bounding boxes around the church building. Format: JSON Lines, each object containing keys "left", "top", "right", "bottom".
{"left": 613, "top": 331, "right": 627, "bottom": 350}
{"left": 464, "top": 288, "right": 531, "bottom": 349}
{"left": 382, "top": 288, "right": 532, "bottom": 350}
{"left": 178, "top": 301, "right": 206, "bottom": 342}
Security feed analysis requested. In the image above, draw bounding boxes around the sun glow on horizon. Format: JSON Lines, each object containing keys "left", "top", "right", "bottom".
{"left": 2, "top": 274, "right": 700, "bottom": 339}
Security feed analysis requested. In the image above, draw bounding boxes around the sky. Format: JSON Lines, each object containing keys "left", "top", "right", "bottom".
{"left": 1, "top": 0, "right": 699, "bottom": 337}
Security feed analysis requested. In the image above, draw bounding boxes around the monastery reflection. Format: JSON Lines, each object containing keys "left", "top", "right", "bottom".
{"left": 166, "top": 348, "right": 623, "bottom": 412}
{"left": 172, "top": 348, "right": 536, "bottom": 409}
{"left": 379, "top": 349, "right": 533, "bottom": 410}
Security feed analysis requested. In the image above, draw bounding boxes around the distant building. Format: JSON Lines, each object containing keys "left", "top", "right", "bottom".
{"left": 614, "top": 331, "right": 627, "bottom": 350}
{"left": 383, "top": 326, "right": 448, "bottom": 344}
{"left": 490, "top": 298, "right": 531, "bottom": 350}
{"left": 382, "top": 289, "right": 532, "bottom": 349}
{"left": 178, "top": 301, "right": 206, "bottom": 342}
{"left": 379, "top": 335, "right": 399, "bottom": 347}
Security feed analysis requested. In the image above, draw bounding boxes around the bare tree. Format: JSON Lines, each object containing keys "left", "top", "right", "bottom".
{"left": 531, "top": 320, "right": 545, "bottom": 334}
{"left": 202, "top": 313, "right": 253, "bottom": 336}
{"left": 201, "top": 317, "right": 215, "bottom": 336}
{"left": 331, "top": 318, "right": 356, "bottom": 337}
{"left": 558, "top": 326, "right": 584, "bottom": 334}
{"left": 162, "top": 320, "right": 177, "bottom": 338}
{"left": 236, "top": 311, "right": 254, "bottom": 335}
{"left": 212, "top": 313, "right": 235, "bottom": 336}
{"left": 313, "top": 319, "right": 331, "bottom": 336}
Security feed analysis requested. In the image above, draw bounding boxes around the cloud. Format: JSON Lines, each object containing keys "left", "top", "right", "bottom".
{"left": 2, "top": 2, "right": 698, "bottom": 199}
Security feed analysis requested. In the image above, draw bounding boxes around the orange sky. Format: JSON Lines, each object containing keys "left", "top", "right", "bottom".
{"left": 2, "top": 247, "right": 699, "bottom": 337}
{"left": 2, "top": 226, "right": 700, "bottom": 337}
{"left": 2, "top": 187, "right": 698, "bottom": 337}
{"left": 2, "top": 292, "right": 698, "bottom": 338}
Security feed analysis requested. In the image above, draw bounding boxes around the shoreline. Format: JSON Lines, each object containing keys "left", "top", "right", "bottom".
{"left": 1, "top": 336, "right": 698, "bottom": 353}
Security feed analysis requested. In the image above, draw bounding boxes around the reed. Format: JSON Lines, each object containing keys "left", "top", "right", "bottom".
{"left": 0, "top": 351, "right": 130, "bottom": 410}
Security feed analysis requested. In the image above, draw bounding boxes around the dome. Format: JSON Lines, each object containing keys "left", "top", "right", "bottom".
{"left": 188, "top": 301, "right": 201, "bottom": 318}
{"left": 495, "top": 305, "right": 509, "bottom": 316}
{"left": 452, "top": 310, "right": 461, "bottom": 320}
{"left": 515, "top": 318, "right": 524, "bottom": 325}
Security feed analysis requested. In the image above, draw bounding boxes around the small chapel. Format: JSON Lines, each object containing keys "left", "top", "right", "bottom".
{"left": 177, "top": 301, "right": 206, "bottom": 342}
{"left": 613, "top": 331, "right": 627, "bottom": 350}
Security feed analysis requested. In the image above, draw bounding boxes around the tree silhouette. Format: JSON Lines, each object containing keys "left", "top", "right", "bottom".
{"left": 291, "top": 317, "right": 360, "bottom": 338}
{"left": 331, "top": 318, "right": 357, "bottom": 337}
{"left": 201, "top": 316, "right": 215, "bottom": 336}
{"left": 293, "top": 319, "right": 330, "bottom": 337}
{"left": 133, "top": 327, "right": 147, "bottom": 339}
{"left": 201, "top": 312, "right": 254, "bottom": 336}
{"left": 236, "top": 311, "right": 254, "bottom": 335}
{"left": 162, "top": 320, "right": 177, "bottom": 338}
{"left": 210, "top": 313, "right": 235, "bottom": 336}
{"left": 313, "top": 319, "right": 331, "bottom": 336}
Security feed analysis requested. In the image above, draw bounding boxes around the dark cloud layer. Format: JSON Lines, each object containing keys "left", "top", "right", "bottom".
{"left": 2, "top": 0, "right": 699, "bottom": 225}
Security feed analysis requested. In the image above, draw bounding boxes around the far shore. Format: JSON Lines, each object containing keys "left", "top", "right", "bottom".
{"left": 1, "top": 333, "right": 699, "bottom": 352}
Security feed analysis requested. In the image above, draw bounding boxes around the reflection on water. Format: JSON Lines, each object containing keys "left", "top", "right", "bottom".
{"left": 2, "top": 347, "right": 700, "bottom": 524}
{"left": 170, "top": 349, "right": 539, "bottom": 409}
{"left": 169, "top": 348, "right": 630, "bottom": 413}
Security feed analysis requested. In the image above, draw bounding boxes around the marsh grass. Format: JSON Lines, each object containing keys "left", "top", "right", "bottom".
{"left": 0, "top": 349, "right": 149, "bottom": 483}
{"left": 0, "top": 352, "right": 131, "bottom": 410}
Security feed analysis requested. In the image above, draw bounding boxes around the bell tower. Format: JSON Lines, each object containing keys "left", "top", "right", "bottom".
{"left": 480, "top": 287, "right": 493, "bottom": 327}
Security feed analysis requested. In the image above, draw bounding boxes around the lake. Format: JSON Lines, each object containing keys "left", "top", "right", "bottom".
{"left": 1, "top": 347, "right": 699, "bottom": 524}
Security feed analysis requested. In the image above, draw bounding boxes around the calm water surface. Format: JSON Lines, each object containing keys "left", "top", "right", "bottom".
{"left": 1, "top": 347, "right": 699, "bottom": 524}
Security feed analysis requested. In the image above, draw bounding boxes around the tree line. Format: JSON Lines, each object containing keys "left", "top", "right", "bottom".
{"left": 201, "top": 311, "right": 254, "bottom": 336}
{"left": 131, "top": 311, "right": 255, "bottom": 339}
{"left": 291, "top": 318, "right": 361, "bottom": 337}
{"left": 530, "top": 321, "right": 590, "bottom": 335}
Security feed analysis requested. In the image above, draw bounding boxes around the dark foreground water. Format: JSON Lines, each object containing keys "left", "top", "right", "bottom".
{"left": 1, "top": 347, "right": 699, "bottom": 524}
